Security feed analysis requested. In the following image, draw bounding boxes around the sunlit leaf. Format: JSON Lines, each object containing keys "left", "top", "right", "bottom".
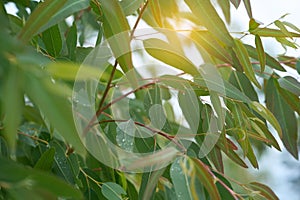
{"left": 282, "top": 21, "right": 300, "bottom": 34}
{"left": 233, "top": 39, "right": 261, "bottom": 88}
{"left": 18, "top": 0, "right": 67, "bottom": 42}
{"left": 184, "top": 0, "right": 233, "bottom": 46}
{"left": 248, "top": 182, "right": 279, "bottom": 200}
{"left": 191, "top": 31, "right": 232, "bottom": 63}
{"left": 266, "top": 78, "right": 298, "bottom": 159}
{"left": 249, "top": 18, "right": 260, "bottom": 31}
{"left": 251, "top": 28, "right": 300, "bottom": 37}
{"left": 254, "top": 35, "right": 266, "bottom": 72}
{"left": 274, "top": 20, "right": 293, "bottom": 38}
{"left": 217, "top": 0, "right": 230, "bottom": 23}
{"left": 101, "top": 182, "right": 127, "bottom": 200}
{"left": 149, "top": 0, "right": 163, "bottom": 27}
{"left": 143, "top": 38, "right": 200, "bottom": 75}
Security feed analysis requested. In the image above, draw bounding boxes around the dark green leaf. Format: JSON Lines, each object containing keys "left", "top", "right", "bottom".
{"left": 34, "top": 147, "right": 55, "bottom": 171}
{"left": 66, "top": 22, "right": 77, "bottom": 61}
{"left": 278, "top": 76, "right": 300, "bottom": 96}
{"left": 101, "top": 182, "right": 126, "bottom": 200}
{"left": 266, "top": 78, "right": 298, "bottom": 159}
{"left": 255, "top": 35, "right": 266, "bottom": 72}
{"left": 41, "top": 24, "right": 62, "bottom": 57}
{"left": 0, "top": 156, "right": 83, "bottom": 199}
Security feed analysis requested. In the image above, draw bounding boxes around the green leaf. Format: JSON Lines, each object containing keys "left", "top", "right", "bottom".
{"left": 255, "top": 35, "right": 266, "bottom": 72}
{"left": 34, "top": 147, "right": 56, "bottom": 171}
{"left": 149, "top": 0, "right": 163, "bottom": 27}
{"left": 282, "top": 21, "right": 300, "bottom": 34}
{"left": 276, "top": 37, "right": 297, "bottom": 49}
{"left": 66, "top": 22, "right": 77, "bottom": 61}
{"left": 100, "top": 0, "right": 133, "bottom": 72}
{"left": 278, "top": 76, "right": 300, "bottom": 96}
{"left": 279, "top": 88, "right": 300, "bottom": 115}
{"left": 228, "top": 71, "right": 259, "bottom": 101}
{"left": 18, "top": 0, "right": 68, "bottom": 42}
{"left": 45, "top": 62, "right": 109, "bottom": 81}
{"left": 266, "top": 78, "right": 298, "bottom": 159}
{"left": 233, "top": 39, "right": 261, "bottom": 88}
{"left": 51, "top": 140, "right": 80, "bottom": 184}
{"left": 184, "top": 0, "right": 233, "bottom": 46}
{"left": 170, "top": 157, "right": 196, "bottom": 200}
{"left": 230, "top": 0, "right": 241, "bottom": 8}
{"left": 297, "top": 59, "right": 300, "bottom": 74}
{"left": 244, "top": 44, "right": 285, "bottom": 71}
{"left": 249, "top": 18, "right": 260, "bottom": 31}
{"left": 251, "top": 28, "right": 300, "bottom": 37}
{"left": 191, "top": 31, "right": 232, "bottom": 63}
{"left": 217, "top": 0, "right": 230, "bottom": 23}
{"left": 41, "top": 24, "right": 62, "bottom": 58}
{"left": 248, "top": 182, "right": 279, "bottom": 200}
{"left": 101, "top": 182, "right": 126, "bottom": 200}
{"left": 120, "top": 0, "right": 144, "bottom": 16}
{"left": 249, "top": 102, "right": 282, "bottom": 139}
{"left": 3, "top": 66, "right": 24, "bottom": 150}
{"left": 143, "top": 38, "right": 200, "bottom": 76}
{"left": 242, "top": 0, "right": 252, "bottom": 18}
{"left": 139, "top": 169, "right": 165, "bottom": 200}
{"left": 24, "top": 74, "right": 85, "bottom": 156}
{"left": 192, "top": 158, "right": 221, "bottom": 200}
{"left": 39, "top": 0, "right": 90, "bottom": 33}
{"left": 0, "top": 156, "right": 83, "bottom": 199}
{"left": 274, "top": 20, "right": 293, "bottom": 38}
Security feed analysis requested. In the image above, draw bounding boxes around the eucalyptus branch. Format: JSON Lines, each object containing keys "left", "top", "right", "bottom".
{"left": 18, "top": 131, "right": 49, "bottom": 145}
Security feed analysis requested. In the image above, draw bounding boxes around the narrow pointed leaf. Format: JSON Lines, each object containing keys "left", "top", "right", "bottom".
{"left": 274, "top": 20, "right": 293, "bottom": 38}
{"left": 184, "top": 0, "right": 233, "bottom": 46}
{"left": 251, "top": 28, "right": 300, "bottom": 37}
{"left": 266, "top": 78, "right": 298, "bottom": 159}
{"left": 255, "top": 35, "right": 266, "bottom": 72}
{"left": 41, "top": 25, "right": 62, "bottom": 58}
{"left": 278, "top": 76, "right": 300, "bottom": 96}
{"left": 242, "top": 0, "right": 252, "bottom": 18}
{"left": 233, "top": 39, "right": 261, "bottom": 88}
{"left": 244, "top": 44, "right": 285, "bottom": 71}
{"left": 144, "top": 38, "right": 200, "bottom": 75}
{"left": 230, "top": 0, "right": 241, "bottom": 8}
{"left": 149, "top": 0, "right": 163, "bottom": 27}
{"left": 34, "top": 147, "right": 56, "bottom": 171}
{"left": 120, "top": 0, "right": 144, "bottom": 16}
{"left": 217, "top": 0, "right": 230, "bottom": 23}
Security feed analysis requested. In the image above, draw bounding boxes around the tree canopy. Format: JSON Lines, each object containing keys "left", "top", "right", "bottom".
{"left": 0, "top": 0, "right": 299, "bottom": 199}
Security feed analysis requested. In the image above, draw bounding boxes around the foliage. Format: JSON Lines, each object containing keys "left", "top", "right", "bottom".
{"left": 0, "top": 0, "right": 299, "bottom": 199}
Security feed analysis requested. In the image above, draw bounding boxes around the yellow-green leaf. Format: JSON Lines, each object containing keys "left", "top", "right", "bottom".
{"left": 184, "top": 0, "right": 233, "bottom": 46}
{"left": 143, "top": 38, "right": 200, "bottom": 76}
{"left": 243, "top": 0, "right": 252, "bottom": 18}
{"left": 233, "top": 39, "right": 261, "bottom": 88}
{"left": 249, "top": 182, "right": 279, "bottom": 200}
{"left": 251, "top": 28, "right": 300, "bottom": 37}
{"left": 149, "top": 0, "right": 163, "bottom": 27}
{"left": 274, "top": 20, "right": 293, "bottom": 38}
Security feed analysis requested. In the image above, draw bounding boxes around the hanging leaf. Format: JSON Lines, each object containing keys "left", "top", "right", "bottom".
{"left": 230, "top": 0, "right": 241, "bottom": 8}
{"left": 139, "top": 169, "right": 165, "bottom": 200}
{"left": 184, "top": 0, "right": 233, "bottom": 46}
{"left": 254, "top": 35, "right": 266, "bottom": 72}
{"left": 149, "top": 0, "right": 163, "bottom": 27}
{"left": 233, "top": 39, "right": 261, "bottom": 88}
{"left": 217, "top": 0, "right": 231, "bottom": 23}
{"left": 266, "top": 78, "right": 298, "bottom": 159}
{"left": 278, "top": 76, "right": 300, "bottom": 96}
{"left": 66, "top": 22, "right": 77, "bottom": 61}
{"left": 274, "top": 20, "right": 293, "bottom": 38}
{"left": 242, "top": 0, "right": 252, "bottom": 18}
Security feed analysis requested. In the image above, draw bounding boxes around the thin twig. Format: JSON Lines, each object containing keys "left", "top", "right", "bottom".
{"left": 18, "top": 131, "right": 49, "bottom": 145}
